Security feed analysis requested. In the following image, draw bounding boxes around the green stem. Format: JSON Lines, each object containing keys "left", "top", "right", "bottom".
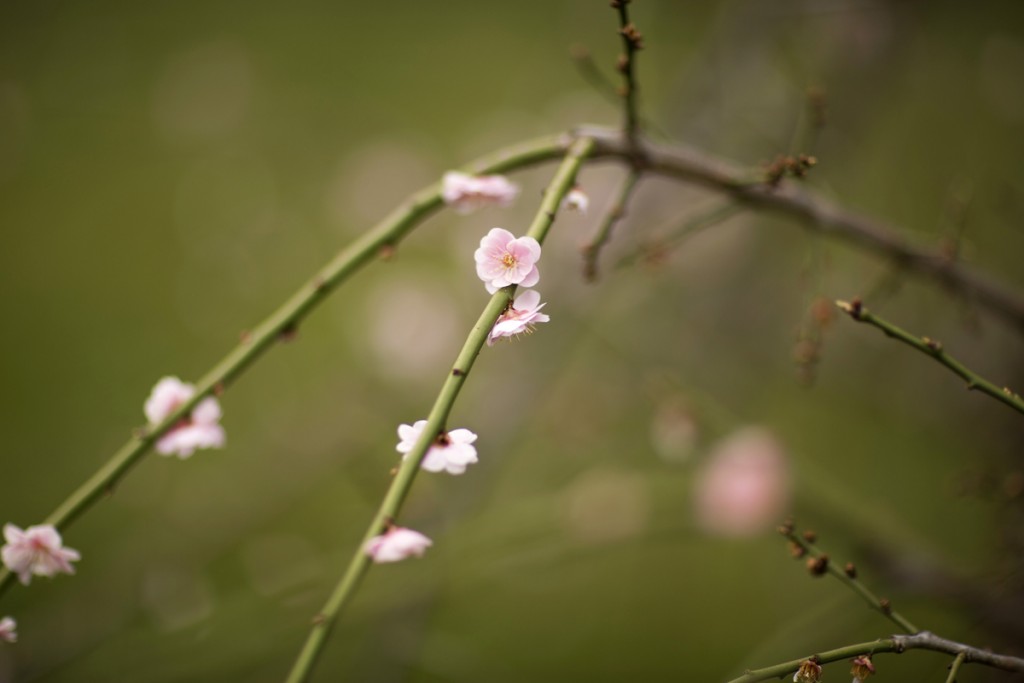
{"left": 946, "top": 652, "right": 966, "bottom": 683}
{"left": 282, "top": 137, "right": 595, "bottom": 683}
{"left": 837, "top": 299, "right": 1024, "bottom": 416}
{"left": 783, "top": 526, "right": 918, "bottom": 634}
{"left": 727, "top": 631, "right": 1024, "bottom": 683}
{"left": 582, "top": 168, "right": 641, "bottom": 281}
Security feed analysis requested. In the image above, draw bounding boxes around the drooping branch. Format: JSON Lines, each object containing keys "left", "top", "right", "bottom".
{"left": 582, "top": 167, "right": 641, "bottom": 280}
{"left": 836, "top": 298, "right": 1024, "bottom": 416}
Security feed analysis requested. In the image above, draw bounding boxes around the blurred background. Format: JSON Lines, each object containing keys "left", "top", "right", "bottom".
{"left": 2, "top": 0, "right": 1024, "bottom": 681}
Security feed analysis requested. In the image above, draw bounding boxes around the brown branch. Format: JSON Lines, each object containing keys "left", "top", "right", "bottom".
{"left": 579, "top": 126, "right": 1024, "bottom": 333}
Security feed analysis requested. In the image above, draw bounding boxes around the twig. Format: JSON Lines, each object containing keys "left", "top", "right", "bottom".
{"left": 726, "top": 631, "right": 1024, "bottom": 683}
{"left": 613, "top": 200, "right": 744, "bottom": 271}
{"left": 946, "top": 652, "right": 967, "bottom": 683}
{"left": 282, "top": 138, "right": 596, "bottom": 683}
{"left": 612, "top": 0, "right": 642, "bottom": 143}
{"left": 582, "top": 168, "right": 641, "bottom": 281}
{"left": 780, "top": 523, "right": 919, "bottom": 633}
{"left": 836, "top": 298, "right": 1024, "bottom": 416}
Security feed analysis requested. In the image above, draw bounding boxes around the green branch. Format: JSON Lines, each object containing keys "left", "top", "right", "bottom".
{"left": 282, "top": 137, "right": 596, "bottom": 683}
{"left": 836, "top": 299, "right": 1024, "bottom": 416}
{"left": 0, "top": 132, "right": 575, "bottom": 600}
{"left": 726, "top": 631, "right": 1024, "bottom": 683}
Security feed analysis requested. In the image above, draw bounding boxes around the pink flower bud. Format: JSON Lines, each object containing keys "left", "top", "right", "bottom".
{"left": 364, "top": 527, "right": 433, "bottom": 563}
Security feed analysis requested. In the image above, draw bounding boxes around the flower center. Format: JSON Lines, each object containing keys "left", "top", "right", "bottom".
{"left": 501, "top": 252, "right": 517, "bottom": 269}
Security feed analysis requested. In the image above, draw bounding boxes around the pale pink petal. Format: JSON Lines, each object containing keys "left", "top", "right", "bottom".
{"left": 144, "top": 377, "right": 194, "bottom": 424}
{"left": 365, "top": 527, "right": 433, "bottom": 563}
{"left": 0, "top": 616, "right": 16, "bottom": 644}
{"left": 191, "top": 397, "right": 222, "bottom": 425}
{"left": 518, "top": 266, "right": 540, "bottom": 288}
{"left": 514, "top": 289, "right": 542, "bottom": 310}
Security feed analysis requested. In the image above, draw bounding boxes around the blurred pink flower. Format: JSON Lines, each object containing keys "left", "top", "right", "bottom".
{"left": 2, "top": 524, "right": 80, "bottom": 585}
{"left": 487, "top": 289, "right": 550, "bottom": 345}
{"left": 442, "top": 171, "right": 519, "bottom": 214}
{"left": 694, "top": 427, "right": 790, "bottom": 537}
{"left": 474, "top": 227, "right": 541, "bottom": 294}
{"left": 563, "top": 186, "right": 589, "bottom": 213}
{"left": 365, "top": 527, "right": 433, "bottom": 563}
{"left": 144, "top": 376, "right": 226, "bottom": 459}
{"left": 396, "top": 420, "right": 478, "bottom": 475}
{"left": 0, "top": 616, "right": 16, "bottom": 643}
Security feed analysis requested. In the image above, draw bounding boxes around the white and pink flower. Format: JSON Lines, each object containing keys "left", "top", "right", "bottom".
{"left": 144, "top": 377, "right": 226, "bottom": 459}
{"left": 694, "top": 427, "right": 791, "bottom": 537}
{"left": 442, "top": 171, "right": 519, "bottom": 214}
{"left": 563, "top": 186, "right": 589, "bottom": 213}
{"left": 488, "top": 289, "right": 550, "bottom": 345}
{"left": 396, "top": 420, "right": 478, "bottom": 475}
{"left": 474, "top": 227, "right": 542, "bottom": 294}
{"left": 2, "top": 524, "right": 80, "bottom": 586}
{"left": 365, "top": 527, "right": 433, "bottom": 563}
{"left": 0, "top": 616, "right": 16, "bottom": 644}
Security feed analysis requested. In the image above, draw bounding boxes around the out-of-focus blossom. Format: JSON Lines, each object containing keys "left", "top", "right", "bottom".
{"left": 851, "top": 655, "right": 875, "bottom": 682}
{"left": 694, "top": 427, "right": 790, "bottom": 537}
{"left": 793, "top": 659, "right": 822, "bottom": 683}
{"left": 474, "top": 227, "right": 541, "bottom": 294}
{"left": 488, "top": 289, "right": 550, "bottom": 345}
{"left": 396, "top": 420, "right": 478, "bottom": 475}
{"left": 365, "top": 527, "right": 433, "bottom": 563}
{"left": 0, "top": 616, "right": 16, "bottom": 643}
{"left": 562, "top": 186, "right": 589, "bottom": 213}
{"left": 2, "top": 524, "right": 80, "bottom": 585}
{"left": 144, "top": 376, "right": 226, "bottom": 458}
{"left": 442, "top": 171, "right": 518, "bottom": 214}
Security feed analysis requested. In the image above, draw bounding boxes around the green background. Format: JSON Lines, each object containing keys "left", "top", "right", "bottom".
{"left": 1, "top": 1, "right": 1023, "bottom": 681}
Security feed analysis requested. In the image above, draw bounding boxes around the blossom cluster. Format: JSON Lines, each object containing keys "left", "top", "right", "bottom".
{"left": 144, "top": 376, "right": 226, "bottom": 458}
{"left": 366, "top": 172, "right": 569, "bottom": 563}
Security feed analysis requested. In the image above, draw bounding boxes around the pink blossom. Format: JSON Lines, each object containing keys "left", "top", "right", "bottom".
{"left": 364, "top": 527, "right": 433, "bottom": 563}
{"left": 0, "top": 616, "right": 16, "bottom": 644}
{"left": 2, "top": 524, "right": 80, "bottom": 586}
{"left": 474, "top": 227, "right": 542, "bottom": 294}
{"left": 562, "top": 186, "right": 589, "bottom": 213}
{"left": 396, "top": 420, "right": 478, "bottom": 475}
{"left": 442, "top": 171, "right": 519, "bottom": 214}
{"left": 488, "top": 289, "right": 550, "bottom": 345}
{"left": 694, "top": 427, "right": 790, "bottom": 537}
{"left": 144, "top": 376, "right": 226, "bottom": 459}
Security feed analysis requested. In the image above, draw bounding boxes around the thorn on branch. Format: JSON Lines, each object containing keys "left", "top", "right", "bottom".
{"left": 845, "top": 562, "right": 858, "bottom": 578}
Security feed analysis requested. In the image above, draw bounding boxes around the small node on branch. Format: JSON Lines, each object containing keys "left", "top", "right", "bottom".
{"left": 616, "top": 53, "right": 629, "bottom": 73}
{"left": 807, "top": 554, "right": 830, "bottom": 576}
{"left": 789, "top": 541, "right": 807, "bottom": 558}
{"left": 378, "top": 243, "right": 397, "bottom": 260}
{"left": 452, "top": 368, "right": 465, "bottom": 377}
{"left": 765, "top": 154, "right": 818, "bottom": 186}
{"left": 802, "top": 529, "right": 817, "bottom": 544}
{"left": 879, "top": 598, "right": 892, "bottom": 614}
{"left": 213, "top": 382, "right": 226, "bottom": 396}
{"left": 311, "top": 613, "right": 327, "bottom": 626}
{"left": 609, "top": 0, "right": 629, "bottom": 9}
{"left": 620, "top": 23, "right": 644, "bottom": 50}
{"left": 278, "top": 321, "right": 299, "bottom": 343}
{"left": 794, "top": 658, "right": 823, "bottom": 683}
{"left": 923, "top": 336, "right": 943, "bottom": 352}
{"left": 239, "top": 329, "right": 253, "bottom": 344}
{"left": 778, "top": 518, "right": 796, "bottom": 536}
{"left": 844, "top": 562, "right": 858, "bottom": 578}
